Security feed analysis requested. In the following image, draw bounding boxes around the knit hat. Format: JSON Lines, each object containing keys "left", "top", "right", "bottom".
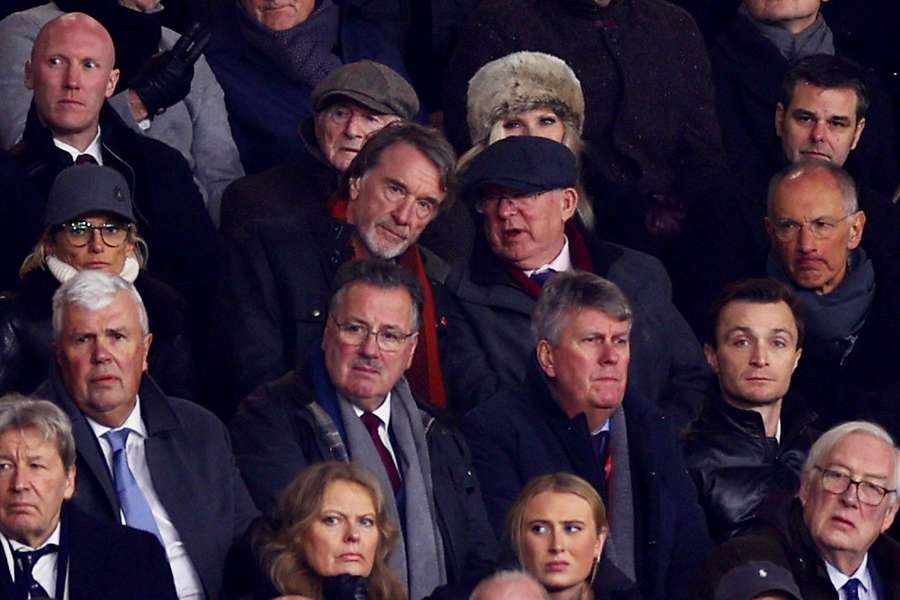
{"left": 466, "top": 51, "right": 585, "bottom": 144}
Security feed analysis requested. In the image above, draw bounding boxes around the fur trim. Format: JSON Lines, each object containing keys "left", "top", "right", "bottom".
{"left": 466, "top": 52, "right": 585, "bottom": 144}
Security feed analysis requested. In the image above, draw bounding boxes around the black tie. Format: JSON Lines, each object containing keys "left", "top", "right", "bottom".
{"left": 14, "top": 544, "right": 57, "bottom": 599}
{"left": 74, "top": 154, "right": 97, "bottom": 165}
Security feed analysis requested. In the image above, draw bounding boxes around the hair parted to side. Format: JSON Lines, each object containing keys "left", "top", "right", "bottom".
{"left": 329, "top": 259, "right": 423, "bottom": 331}
{"left": 506, "top": 473, "right": 608, "bottom": 566}
{"left": 531, "top": 271, "right": 632, "bottom": 346}
{"left": 340, "top": 121, "right": 457, "bottom": 212}
{"left": 257, "top": 462, "right": 405, "bottom": 600}
{"left": 0, "top": 393, "right": 76, "bottom": 469}
{"left": 52, "top": 270, "right": 149, "bottom": 340}
{"left": 706, "top": 278, "right": 805, "bottom": 348}
{"left": 782, "top": 54, "right": 870, "bottom": 120}
{"left": 20, "top": 223, "right": 149, "bottom": 278}
{"left": 767, "top": 159, "right": 859, "bottom": 215}
{"left": 469, "top": 570, "right": 550, "bottom": 600}
{"left": 803, "top": 421, "right": 900, "bottom": 504}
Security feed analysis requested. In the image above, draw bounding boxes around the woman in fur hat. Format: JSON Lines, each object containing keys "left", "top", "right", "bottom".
{"left": 460, "top": 51, "right": 595, "bottom": 227}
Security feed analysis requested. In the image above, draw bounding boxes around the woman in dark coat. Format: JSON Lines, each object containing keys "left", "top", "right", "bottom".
{"left": 0, "top": 165, "right": 193, "bottom": 398}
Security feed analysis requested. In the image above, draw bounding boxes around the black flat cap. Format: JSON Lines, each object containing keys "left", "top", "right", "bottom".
{"left": 45, "top": 165, "right": 135, "bottom": 226}
{"left": 461, "top": 136, "right": 577, "bottom": 202}
{"left": 715, "top": 561, "right": 803, "bottom": 600}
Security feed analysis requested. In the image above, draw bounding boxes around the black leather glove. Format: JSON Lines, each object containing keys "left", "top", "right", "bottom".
{"left": 130, "top": 22, "right": 211, "bottom": 116}
{"left": 321, "top": 574, "right": 369, "bottom": 600}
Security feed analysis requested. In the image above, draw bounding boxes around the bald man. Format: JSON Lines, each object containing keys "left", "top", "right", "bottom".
{"left": 1, "top": 12, "right": 219, "bottom": 319}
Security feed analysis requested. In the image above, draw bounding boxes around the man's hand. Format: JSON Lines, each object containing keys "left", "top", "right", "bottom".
{"left": 130, "top": 23, "right": 211, "bottom": 117}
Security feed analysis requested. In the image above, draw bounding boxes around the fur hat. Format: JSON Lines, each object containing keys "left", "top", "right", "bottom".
{"left": 466, "top": 51, "right": 585, "bottom": 144}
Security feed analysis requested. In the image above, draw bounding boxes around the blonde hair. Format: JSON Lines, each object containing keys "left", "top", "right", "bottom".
{"left": 506, "top": 473, "right": 607, "bottom": 564}
{"left": 258, "top": 462, "right": 406, "bottom": 600}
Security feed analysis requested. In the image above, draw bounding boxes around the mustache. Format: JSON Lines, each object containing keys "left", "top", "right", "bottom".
{"left": 351, "top": 357, "right": 384, "bottom": 372}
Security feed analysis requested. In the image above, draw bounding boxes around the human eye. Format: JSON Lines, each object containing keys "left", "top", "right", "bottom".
{"left": 385, "top": 182, "right": 406, "bottom": 199}
{"left": 322, "top": 514, "right": 342, "bottom": 526}
{"left": 613, "top": 336, "right": 629, "bottom": 347}
{"left": 83, "top": 59, "right": 99, "bottom": 69}
{"left": 539, "top": 115, "right": 558, "bottom": 126}
{"left": 528, "top": 523, "right": 548, "bottom": 535}
{"left": 0, "top": 461, "right": 12, "bottom": 472}
{"left": 367, "top": 114, "right": 383, "bottom": 124}
{"left": 344, "top": 323, "right": 368, "bottom": 336}
{"left": 792, "top": 111, "right": 814, "bottom": 124}
{"left": 771, "top": 338, "right": 788, "bottom": 349}
{"left": 359, "top": 516, "right": 376, "bottom": 527}
{"left": 47, "top": 55, "right": 63, "bottom": 66}
{"left": 415, "top": 198, "right": 435, "bottom": 216}
{"left": 828, "top": 118, "right": 850, "bottom": 129}
{"left": 29, "top": 461, "right": 47, "bottom": 470}
{"left": 776, "top": 219, "right": 800, "bottom": 233}
{"left": 564, "top": 523, "right": 583, "bottom": 534}
{"left": 102, "top": 223, "right": 122, "bottom": 234}
{"left": 380, "top": 330, "right": 404, "bottom": 345}
{"left": 502, "top": 119, "right": 522, "bottom": 130}
{"left": 67, "top": 222, "right": 90, "bottom": 237}
{"left": 730, "top": 336, "right": 750, "bottom": 348}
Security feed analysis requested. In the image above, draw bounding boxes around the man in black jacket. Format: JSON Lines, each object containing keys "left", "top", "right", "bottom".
{"left": 3, "top": 12, "right": 219, "bottom": 314}
{"left": 682, "top": 278, "right": 818, "bottom": 542}
{"left": 230, "top": 259, "right": 498, "bottom": 599}
{"left": 444, "top": 136, "right": 710, "bottom": 424}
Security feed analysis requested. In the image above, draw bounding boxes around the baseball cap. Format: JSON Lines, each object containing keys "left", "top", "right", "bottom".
{"left": 45, "top": 165, "right": 135, "bottom": 226}
{"left": 715, "top": 561, "right": 804, "bottom": 600}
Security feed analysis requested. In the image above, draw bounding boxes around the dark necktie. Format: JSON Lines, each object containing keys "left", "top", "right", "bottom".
{"left": 591, "top": 430, "right": 611, "bottom": 503}
{"left": 842, "top": 578, "right": 862, "bottom": 600}
{"left": 103, "top": 428, "right": 163, "bottom": 543}
{"left": 14, "top": 544, "right": 57, "bottom": 599}
{"left": 530, "top": 268, "right": 558, "bottom": 287}
{"left": 74, "top": 154, "right": 97, "bottom": 165}
{"left": 360, "top": 412, "right": 402, "bottom": 493}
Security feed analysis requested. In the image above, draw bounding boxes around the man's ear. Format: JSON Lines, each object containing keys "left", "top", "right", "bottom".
{"left": 24, "top": 60, "right": 34, "bottom": 90}
{"left": 141, "top": 333, "right": 153, "bottom": 373}
{"left": 703, "top": 343, "right": 719, "bottom": 374}
{"left": 775, "top": 102, "right": 786, "bottom": 138}
{"left": 560, "top": 187, "right": 579, "bottom": 222}
{"left": 537, "top": 339, "right": 556, "bottom": 378}
{"left": 105, "top": 68, "right": 120, "bottom": 99}
{"left": 847, "top": 210, "right": 866, "bottom": 250}
{"left": 850, "top": 117, "right": 866, "bottom": 150}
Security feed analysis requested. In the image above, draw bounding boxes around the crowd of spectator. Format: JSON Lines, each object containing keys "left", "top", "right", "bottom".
{"left": 0, "top": 0, "right": 898, "bottom": 599}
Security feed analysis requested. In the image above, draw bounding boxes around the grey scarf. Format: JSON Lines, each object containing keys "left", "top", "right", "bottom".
{"left": 338, "top": 381, "right": 446, "bottom": 600}
{"left": 767, "top": 248, "right": 875, "bottom": 364}
{"left": 604, "top": 407, "right": 636, "bottom": 583}
{"left": 739, "top": 3, "right": 834, "bottom": 60}
{"left": 237, "top": 0, "right": 342, "bottom": 86}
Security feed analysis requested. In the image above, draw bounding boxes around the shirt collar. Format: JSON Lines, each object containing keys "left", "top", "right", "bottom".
{"left": 85, "top": 395, "right": 147, "bottom": 440}
{"left": 351, "top": 392, "right": 392, "bottom": 429}
{"left": 53, "top": 127, "right": 102, "bottom": 164}
{"left": 825, "top": 553, "right": 871, "bottom": 595}
{"left": 524, "top": 236, "right": 572, "bottom": 277}
{"left": 7, "top": 521, "right": 61, "bottom": 552}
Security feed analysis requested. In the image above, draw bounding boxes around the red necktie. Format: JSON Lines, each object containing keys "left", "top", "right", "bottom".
{"left": 360, "top": 412, "right": 401, "bottom": 493}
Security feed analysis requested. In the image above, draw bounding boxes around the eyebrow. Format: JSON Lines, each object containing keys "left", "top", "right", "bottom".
{"left": 724, "top": 326, "right": 794, "bottom": 337}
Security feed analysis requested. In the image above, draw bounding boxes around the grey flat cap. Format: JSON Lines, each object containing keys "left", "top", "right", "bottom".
{"left": 312, "top": 60, "right": 419, "bottom": 120}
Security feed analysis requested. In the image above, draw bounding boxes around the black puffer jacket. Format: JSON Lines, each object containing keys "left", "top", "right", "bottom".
{"left": 681, "top": 391, "right": 818, "bottom": 543}
{"left": 0, "top": 268, "right": 194, "bottom": 399}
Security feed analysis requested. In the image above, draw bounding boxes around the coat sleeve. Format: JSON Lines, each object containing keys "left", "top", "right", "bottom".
{"left": 229, "top": 382, "right": 311, "bottom": 516}
{"left": 0, "top": 9, "right": 41, "bottom": 148}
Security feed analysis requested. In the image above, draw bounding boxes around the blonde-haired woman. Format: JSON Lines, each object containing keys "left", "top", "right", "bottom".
{"left": 254, "top": 462, "right": 406, "bottom": 600}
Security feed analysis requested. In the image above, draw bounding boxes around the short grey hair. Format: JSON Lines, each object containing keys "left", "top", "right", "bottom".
{"left": 767, "top": 159, "right": 859, "bottom": 215}
{"left": 531, "top": 271, "right": 633, "bottom": 345}
{"left": 0, "top": 393, "right": 76, "bottom": 469}
{"left": 469, "top": 570, "right": 549, "bottom": 600}
{"left": 803, "top": 421, "right": 900, "bottom": 504}
{"left": 52, "top": 270, "right": 149, "bottom": 340}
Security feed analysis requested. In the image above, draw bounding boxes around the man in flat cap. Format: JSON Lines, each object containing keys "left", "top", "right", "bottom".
{"left": 444, "top": 136, "right": 710, "bottom": 425}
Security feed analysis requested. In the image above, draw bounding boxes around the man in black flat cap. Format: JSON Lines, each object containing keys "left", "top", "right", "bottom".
{"left": 443, "top": 136, "right": 711, "bottom": 425}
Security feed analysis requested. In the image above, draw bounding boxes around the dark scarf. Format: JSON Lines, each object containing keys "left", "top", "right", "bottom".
{"left": 236, "top": 0, "right": 341, "bottom": 87}
{"left": 54, "top": 0, "right": 163, "bottom": 92}
{"left": 767, "top": 248, "right": 875, "bottom": 364}
{"left": 738, "top": 3, "right": 834, "bottom": 60}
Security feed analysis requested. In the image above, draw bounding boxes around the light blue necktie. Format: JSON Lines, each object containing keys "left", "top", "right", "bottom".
{"left": 843, "top": 578, "right": 862, "bottom": 600}
{"left": 103, "top": 428, "right": 163, "bottom": 544}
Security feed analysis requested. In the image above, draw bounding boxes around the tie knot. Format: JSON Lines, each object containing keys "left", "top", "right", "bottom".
{"left": 843, "top": 578, "right": 862, "bottom": 599}
{"left": 530, "top": 268, "right": 558, "bottom": 287}
{"left": 360, "top": 412, "right": 382, "bottom": 435}
{"left": 103, "top": 428, "right": 132, "bottom": 452}
{"left": 75, "top": 153, "right": 97, "bottom": 165}
{"left": 15, "top": 544, "right": 58, "bottom": 567}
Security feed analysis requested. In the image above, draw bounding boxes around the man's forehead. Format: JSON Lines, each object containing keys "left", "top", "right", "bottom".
{"left": 320, "top": 97, "right": 388, "bottom": 117}
{"left": 718, "top": 300, "right": 797, "bottom": 332}
{"left": 62, "top": 294, "right": 140, "bottom": 330}
{"left": 35, "top": 14, "right": 114, "bottom": 58}
{"left": 336, "top": 283, "right": 413, "bottom": 319}
{"left": 791, "top": 81, "right": 859, "bottom": 113}
{"left": 772, "top": 173, "right": 844, "bottom": 214}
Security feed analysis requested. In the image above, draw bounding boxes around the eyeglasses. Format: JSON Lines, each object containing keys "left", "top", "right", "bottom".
{"left": 58, "top": 221, "right": 133, "bottom": 247}
{"left": 769, "top": 213, "right": 855, "bottom": 241}
{"left": 330, "top": 316, "right": 417, "bottom": 352}
{"left": 474, "top": 191, "right": 545, "bottom": 214}
{"left": 813, "top": 466, "right": 896, "bottom": 507}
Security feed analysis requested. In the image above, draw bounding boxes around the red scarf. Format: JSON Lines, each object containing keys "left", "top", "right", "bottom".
{"left": 502, "top": 221, "right": 596, "bottom": 298}
{"left": 329, "top": 195, "right": 447, "bottom": 409}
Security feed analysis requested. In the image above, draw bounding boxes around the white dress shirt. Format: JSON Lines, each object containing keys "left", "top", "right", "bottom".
{"left": 826, "top": 553, "right": 875, "bottom": 600}
{"left": 53, "top": 127, "right": 103, "bottom": 165}
{"left": 2, "top": 523, "right": 65, "bottom": 599}
{"left": 523, "top": 236, "right": 573, "bottom": 278}
{"left": 352, "top": 392, "right": 400, "bottom": 469}
{"left": 86, "top": 397, "right": 205, "bottom": 599}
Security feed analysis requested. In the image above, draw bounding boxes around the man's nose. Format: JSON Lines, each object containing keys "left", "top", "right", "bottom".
{"left": 392, "top": 198, "right": 416, "bottom": 225}
{"left": 343, "top": 114, "right": 365, "bottom": 139}
{"left": 749, "top": 342, "right": 768, "bottom": 367}
{"left": 10, "top": 467, "right": 29, "bottom": 491}
{"left": 91, "top": 338, "right": 112, "bottom": 363}
{"left": 810, "top": 119, "right": 827, "bottom": 142}
{"left": 598, "top": 342, "right": 620, "bottom": 365}
{"left": 64, "top": 64, "right": 81, "bottom": 88}
{"left": 797, "top": 222, "right": 818, "bottom": 252}
{"left": 359, "top": 331, "right": 380, "bottom": 356}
